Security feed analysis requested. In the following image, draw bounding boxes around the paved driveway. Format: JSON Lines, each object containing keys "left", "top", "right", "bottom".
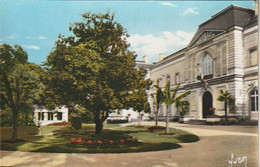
{"left": 0, "top": 122, "right": 258, "bottom": 167}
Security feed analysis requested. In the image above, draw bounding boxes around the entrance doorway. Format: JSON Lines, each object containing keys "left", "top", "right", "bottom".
{"left": 202, "top": 91, "right": 213, "bottom": 118}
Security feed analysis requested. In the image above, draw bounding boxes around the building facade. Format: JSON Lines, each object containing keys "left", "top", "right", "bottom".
{"left": 149, "top": 5, "right": 258, "bottom": 121}
{"left": 34, "top": 106, "right": 69, "bottom": 126}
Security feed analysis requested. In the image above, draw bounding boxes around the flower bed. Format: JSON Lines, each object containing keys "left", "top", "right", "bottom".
{"left": 47, "top": 122, "right": 71, "bottom": 126}
{"left": 69, "top": 136, "right": 140, "bottom": 147}
{"left": 0, "top": 126, "right": 8, "bottom": 129}
{"left": 159, "top": 133, "right": 176, "bottom": 136}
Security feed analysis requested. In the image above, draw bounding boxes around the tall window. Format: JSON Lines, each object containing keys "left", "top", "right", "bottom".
{"left": 57, "top": 112, "right": 63, "bottom": 120}
{"left": 48, "top": 112, "right": 54, "bottom": 120}
{"left": 249, "top": 48, "right": 257, "bottom": 66}
{"left": 175, "top": 73, "right": 180, "bottom": 84}
{"left": 201, "top": 53, "right": 213, "bottom": 76}
{"left": 250, "top": 90, "right": 258, "bottom": 112}
{"left": 38, "top": 112, "right": 41, "bottom": 121}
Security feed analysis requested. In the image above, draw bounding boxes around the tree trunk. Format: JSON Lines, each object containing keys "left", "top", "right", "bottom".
{"left": 95, "top": 119, "right": 103, "bottom": 134}
{"left": 225, "top": 101, "right": 227, "bottom": 121}
{"left": 11, "top": 112, "right": 18, "bottom": 142}
{"left": 165, "top": 106, "right": 170, "bottom": 133}
{"left": 2, "top": 73, "right": 19, "bottom": 142}
{"left": 94, "top": 111, "right": 103, "bottom": 134}
{"left": 155, "top": 109, "right": 158, "bottom": 127}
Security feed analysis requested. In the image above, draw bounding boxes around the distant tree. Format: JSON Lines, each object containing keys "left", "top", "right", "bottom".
{"left": 217, "top": 90, "right": 234, "bottom": 121}
{"left": 45, "top": 11, "right": 150, "bottom": 134}
{"left": 155, "top": 81, "right": 190, "bottom": 133}
{"left": 0, "top": 44, "right": 42, "bottom": 141}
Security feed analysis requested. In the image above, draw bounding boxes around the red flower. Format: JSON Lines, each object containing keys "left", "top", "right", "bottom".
{"left": 119, "top": 139, "right": 124, "bottom": 144}
{"left": 109, "top": 140, "right": 114, "bottom": 145}
{"left": 77, "top": 139, "right": 82, "bottom": 144}
{"left": 86, "top": 140, "right": 92, "bottom": 144}
{"left": 97, "top": 141, "right": 103, "bottom": 145}
{"left": 70, "top": 138, "right": 77, "bottom": 143}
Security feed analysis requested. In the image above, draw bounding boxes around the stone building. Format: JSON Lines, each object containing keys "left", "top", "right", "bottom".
{"left": 149, "top": 5, "right": 258, "bottom": 121}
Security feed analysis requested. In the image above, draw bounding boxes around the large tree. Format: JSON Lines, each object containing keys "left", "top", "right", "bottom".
{"left": 0, "top": 44, "right": 42, "bottom": 141}
{"left": 45, "top": 11, "right": 150, "bottom": 133}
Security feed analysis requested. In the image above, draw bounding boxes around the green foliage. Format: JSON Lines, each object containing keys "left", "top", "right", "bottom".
{"left": 44, "top": 10, "right": 150, "bottom": 133}
{"left": 76, "top": 105, "right": 94, "bottom": 123}
{"left": 217, "top": 90, "right": 234, "bottom": 103}
{"left": 154, "top": 81, "right": 190, "bottom": 133}
{"left": 0, "top": 109, "right": 13, "bottom": 127}
{"left": 0, "top": 44, "right": 42, "bottom": 141}
{"left": 71, "top": 116, "right": 82, "bottom": 130}
{"left": 175, "top": 99, "right": 189, "bottom": 116}
{"left": 154, "top": 79, "right": 164, "bottom": 111}
{"left": 217, "top": 90, "right": 234, "bottom": 121}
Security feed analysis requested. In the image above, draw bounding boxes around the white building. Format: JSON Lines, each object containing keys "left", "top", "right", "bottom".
{"left": 34, "top": 106, "right": 68, "bottom": 126}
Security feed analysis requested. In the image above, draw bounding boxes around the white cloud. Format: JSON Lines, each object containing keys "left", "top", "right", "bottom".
{"left": 127, "top": 31, "right": 194, "bottom": 63}
{"left": 25, "top": 36, "right": 47, "bottom": 40}
{"left": 22, "top": 45, "right": 40, "bottom": 50}
{"left": 8, "top": 34, "right": 15, "bottom": 39}
{"left": 38, "top": 36, "right": 47, "bottom": 40}
{"left": 159, "top": 2, "right": 177, "bottom": 8}
{"left": 180, "top": 8, "right": 199, "bottom": 16}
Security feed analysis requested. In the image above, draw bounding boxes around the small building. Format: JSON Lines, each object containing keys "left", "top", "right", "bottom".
{"left": 34, "top": 106, "right": 69, "bottom": 126}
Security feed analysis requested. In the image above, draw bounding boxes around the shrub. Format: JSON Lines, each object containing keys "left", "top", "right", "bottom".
{"left": 71, "top": 116, "right": 82, "bottom": 130}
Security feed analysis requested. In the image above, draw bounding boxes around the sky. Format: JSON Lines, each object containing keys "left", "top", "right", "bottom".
{"left": 0, "top": 0, "right": 256, "bottom": 64}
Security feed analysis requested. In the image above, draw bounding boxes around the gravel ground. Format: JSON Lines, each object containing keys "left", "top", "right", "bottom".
{"left": 0, "top": 121, "right": 258, "bottom": 167}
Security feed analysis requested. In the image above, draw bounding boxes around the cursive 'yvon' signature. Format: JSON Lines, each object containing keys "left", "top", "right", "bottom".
{"left": 228, "top": 153, "right": 247, "bottom": 167}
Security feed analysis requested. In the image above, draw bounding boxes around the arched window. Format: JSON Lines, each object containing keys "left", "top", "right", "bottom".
{"left": 201, "top": 53, "right": 213, "bottom": 76}
{"left": 250, "top": 90, "right": 258, "bottom": 112}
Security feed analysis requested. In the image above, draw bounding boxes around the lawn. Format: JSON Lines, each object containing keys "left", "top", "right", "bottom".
{"left": 0, "top": 123, "right": 199, "bottom": 153}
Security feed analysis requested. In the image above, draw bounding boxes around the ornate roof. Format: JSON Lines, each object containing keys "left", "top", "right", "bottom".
{"left": 188, "top": 5, "right": 256, "bottom": 48}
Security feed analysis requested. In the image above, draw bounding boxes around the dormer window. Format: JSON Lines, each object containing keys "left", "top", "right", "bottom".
{"left": 201, "top": 53, "right": 213, "bottom": 76}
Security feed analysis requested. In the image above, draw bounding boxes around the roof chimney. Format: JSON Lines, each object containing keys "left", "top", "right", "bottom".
{"left": 142, "top": 55, "right": 148, "bottom": 63}
{"left": 159, "top": 53, "right": 165, "bottom": 61}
